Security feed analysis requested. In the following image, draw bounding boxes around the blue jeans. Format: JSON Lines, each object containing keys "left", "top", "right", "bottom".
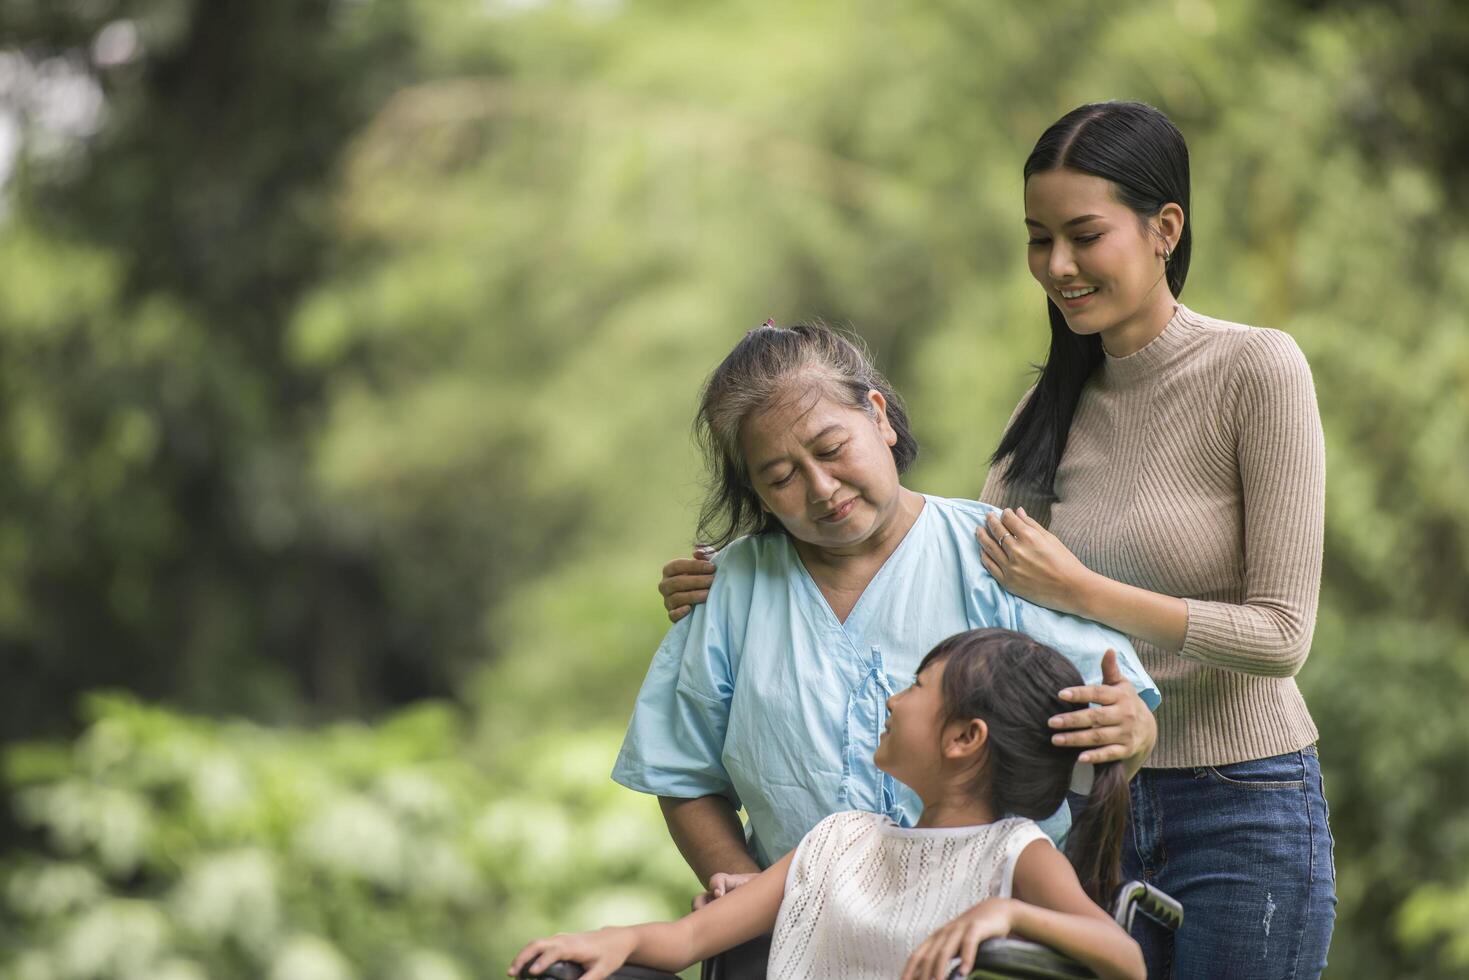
{"left": 1123, "top": 746, "right": 1336, "bottom": 979}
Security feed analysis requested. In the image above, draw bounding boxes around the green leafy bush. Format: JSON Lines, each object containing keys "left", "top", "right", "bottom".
{"left": 1, "top": 694, "right": 693, "bottom": 980}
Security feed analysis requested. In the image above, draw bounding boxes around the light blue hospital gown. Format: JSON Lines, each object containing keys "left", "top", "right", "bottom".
{"left": 612, "top": 495, "right": 1160, "bottom": 868}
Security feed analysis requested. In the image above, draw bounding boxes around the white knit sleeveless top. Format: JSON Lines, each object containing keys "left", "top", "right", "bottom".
{"left": 767, "top": 811, "right": 1049, "bottom": 980}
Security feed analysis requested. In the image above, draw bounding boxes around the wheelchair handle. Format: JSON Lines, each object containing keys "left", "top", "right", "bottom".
{"left": 1112, "top": 879, "right": 1183, "bottom": 933}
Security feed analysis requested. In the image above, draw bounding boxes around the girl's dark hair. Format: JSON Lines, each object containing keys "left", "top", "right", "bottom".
{"left": 693, "top": 322, "right": 918, "bottom": 549}
{"left": 992, "top": 101, "right": 1192, "bottom": 498}
{"left": 918, "top": 628, "right": 1129, "bottom": 905}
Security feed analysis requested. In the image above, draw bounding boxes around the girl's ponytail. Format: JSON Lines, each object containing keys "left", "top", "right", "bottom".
{"left": 1064, "top": 760, "right": 1129, "bottom": 906}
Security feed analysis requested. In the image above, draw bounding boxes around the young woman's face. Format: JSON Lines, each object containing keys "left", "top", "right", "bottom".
{"left": 1023, "top": 167, "right": 1176, "bottom": 345}
{"left": 739, "top": 387, "right": 903, "bottom": 553}
{"left": 874, "top": 658, "right": 949, "bottom": 787}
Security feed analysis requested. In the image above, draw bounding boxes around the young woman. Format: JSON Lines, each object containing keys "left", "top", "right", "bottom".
{"left": 662, "top": 102, "right": 1336, "bottom": 977}
{"left": 512, "top": 629, "right": 1145, "bottom": 980}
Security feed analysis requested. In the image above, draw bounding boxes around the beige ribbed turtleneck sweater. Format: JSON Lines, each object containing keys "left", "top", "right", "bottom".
{"left": 980, "top": 305, "right": 1324, "bottom": 768}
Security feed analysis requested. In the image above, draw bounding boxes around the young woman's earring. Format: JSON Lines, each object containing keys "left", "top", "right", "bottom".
{"left": 1162, "top": 245, "right": 1172, "bottom": 264}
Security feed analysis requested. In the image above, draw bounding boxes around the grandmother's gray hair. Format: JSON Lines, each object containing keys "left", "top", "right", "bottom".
{"left": 693, "top": 322, "right": 918, "bottom": 550}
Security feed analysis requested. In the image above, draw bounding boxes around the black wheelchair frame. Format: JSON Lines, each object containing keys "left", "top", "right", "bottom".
{"left": 522, "top": 878, "right": 1182, "bottom": 980}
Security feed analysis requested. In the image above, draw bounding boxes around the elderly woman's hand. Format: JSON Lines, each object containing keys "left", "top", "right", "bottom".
{"left": 690, "top": 870, "right": 758, "bottom": 910}
{"left": 659, "top": 548, "right": 717, "bottom": 623}
{"left": 977, "top": 507, "right": 1096, "bottom": 617}
{"left": 1049, "top": 649, "right": 1156, "bottom": 771}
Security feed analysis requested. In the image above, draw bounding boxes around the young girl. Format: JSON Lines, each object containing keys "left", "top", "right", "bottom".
{"left": 509, "top": 628, "right": 1145, "bottom": 980}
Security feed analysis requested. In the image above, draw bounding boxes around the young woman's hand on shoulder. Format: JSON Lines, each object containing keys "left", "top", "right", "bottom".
{"left": 977, "top": 507, "right": 1096, "bottom": 617}
{"left": 659, "top": 547, "right": 717, "bottom": 622}
{"left": 978, "top": 507, "right": 1189, "bottom": 654}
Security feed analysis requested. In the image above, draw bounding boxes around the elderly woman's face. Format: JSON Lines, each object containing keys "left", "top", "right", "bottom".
{"left": 739, "top": 387, "right": 903, "bottom": 551}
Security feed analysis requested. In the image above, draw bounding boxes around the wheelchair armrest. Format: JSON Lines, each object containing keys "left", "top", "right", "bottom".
{"left": 519, "top": 962, "right": 682, "bottom": 980}
{"left": 952, "top": 881, "right": 1184, "bottom": 980}
{"left": 962, "top": 937, "right": 1097, "bottom": 979}
{"left": 1110, "top": 879, "right": 1183, "bottom": 933}
{"left": 525, "top": 885, "right": 1181, "bottom": 980}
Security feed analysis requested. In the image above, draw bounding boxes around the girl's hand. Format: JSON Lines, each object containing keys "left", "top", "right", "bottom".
{"left": 659, "top": 548, "right": 717, "bottom": 623}
{"left": 509, "top": 927, "right": 637, "bottom": 980}
{"left": 1051, "top": 649, "right": 1156, "bottom": 767}
{"left": 978, "top": 508, "right": 1094, "bottom": 616}
{"left": 901, "top": 897, "right": 1016, "bottom": 980}
{"left": 691, "top": 871, "right": 758, "bottom": 910}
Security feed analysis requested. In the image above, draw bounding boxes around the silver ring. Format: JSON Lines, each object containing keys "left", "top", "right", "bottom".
{"left": 998, "top": 531, "right": 1017, "bottom": 551}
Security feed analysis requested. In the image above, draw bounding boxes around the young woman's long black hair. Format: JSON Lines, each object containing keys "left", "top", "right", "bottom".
{"left": 991, "top": 101, "right": 1192, "bottom": 498}
{"left": 919, "top": 628, "right": 1130, "bottom": 905}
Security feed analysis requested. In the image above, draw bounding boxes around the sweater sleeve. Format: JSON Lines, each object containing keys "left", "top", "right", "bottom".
{"left": 978, "top": 385, "right": 1054, "bottom": 526}
{"left": 1178, "top": 330, "right": 1326, "bottom": 677}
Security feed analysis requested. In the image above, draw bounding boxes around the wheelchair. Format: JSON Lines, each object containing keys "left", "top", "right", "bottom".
{"left": 520, "top": 878, "right": 1181, "bottom": 980}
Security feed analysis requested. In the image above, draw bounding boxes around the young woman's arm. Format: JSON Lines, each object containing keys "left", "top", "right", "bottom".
{"left": 901, "top": 840, "right": 1143, "bottom": 980}
{"left": 978, "top": 506, "right": 1188, "bottom": 652}
{"left": 978, "top": 331, "right": 1326, "bottom": 676}
{"left": 509, "top": 851, "right": 793, "bottom": 980}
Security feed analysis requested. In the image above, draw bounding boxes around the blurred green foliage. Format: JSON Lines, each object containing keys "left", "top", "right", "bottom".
{"left": 2, "top": 695, "right": 690, "bottom": 978}
{"left": 2, "top": 0, "right": 1467, "bottom": 976}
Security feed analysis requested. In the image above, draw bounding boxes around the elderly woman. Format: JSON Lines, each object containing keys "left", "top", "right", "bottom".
{"left": 613, "top": 323, "right": 1160, "bottom": 912}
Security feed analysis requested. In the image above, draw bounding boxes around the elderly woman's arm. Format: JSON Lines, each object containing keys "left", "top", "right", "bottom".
{"left": 660, "top": 795, "right": 762, "bottom": 900}
{"left": 613, "top": 596, "right": 755, "bottom": 905}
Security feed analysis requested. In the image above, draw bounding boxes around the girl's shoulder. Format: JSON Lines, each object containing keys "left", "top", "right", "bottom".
{"left": 867, "top": 814, "right": 1049, "bottom": 848}
{"left": 992, "top": 815, "right": 1052, "bottom": 848}
{"left": 789, "top": 811, "right": 885, "bottom": 872}
{"left": 805, "top": 809, "right": 885, "bottom": 840}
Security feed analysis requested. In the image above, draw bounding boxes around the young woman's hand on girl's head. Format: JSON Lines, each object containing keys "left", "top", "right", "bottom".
{"left": 900, "top": 897, "right": 1016, "bottom": 980}
{"left": 508, "top": 927, "right": 637, "bottom": 980}
{"left": 1050, "top": 649, "right": 1157, "bottom": 769}
{"left": 659, "top": 549, "right": 717, "bottom": 623}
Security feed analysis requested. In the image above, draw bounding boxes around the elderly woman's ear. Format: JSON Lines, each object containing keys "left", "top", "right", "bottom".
{"left": 866, "top": 389, "right": 899, "bottom": 448}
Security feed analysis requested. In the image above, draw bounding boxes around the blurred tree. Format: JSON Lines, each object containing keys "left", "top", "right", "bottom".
{"left": 1285, "top": 0, "right": 1469, "bottom": 205}
{"left": 0, "top": 0, "right": 480, "bottom": 741}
